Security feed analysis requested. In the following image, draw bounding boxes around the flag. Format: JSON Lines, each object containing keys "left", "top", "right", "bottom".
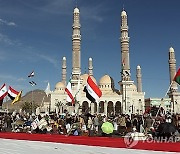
{"left": 174, "top": 68, "right": 180, "bottom": 85}
{"left": 28, "top": 71, "right": 35, "bottom": 78}
{"left": 74, "top": 77, "right": 81, "bottom": 100}
{"left": 83, "top": 76, "right": 102, "bottom": 103}
{"left": 8, "top": 86, "right": 19, "bottom": 100}
{"left": 29, "top": 81, "right": 37, "bottom": 86}
{"left": 12, "top": 91, "right": 22, "bottom": 104}
{"left": 45, "top": 82, "right": 51, "bottom": 96}
{"left": 65, "top": 79, "right": 75, "bottom": 104}
{"left": 0, "top": 84, "right": 8, "bottom": 101}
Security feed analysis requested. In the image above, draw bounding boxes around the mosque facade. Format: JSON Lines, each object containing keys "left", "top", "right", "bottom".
{"left": 44, "top": 7, "right": 180, "bottom": 116}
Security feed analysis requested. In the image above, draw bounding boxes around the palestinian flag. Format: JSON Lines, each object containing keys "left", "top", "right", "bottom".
{"left": 83, "top": 76, "right": 102, "bottom": 103}
{"left": 174, "top": 68, "right": 180, "bottom": 85}
{"left": 65, "top": 80, "right": 75, "bottom": 104}
{"left": 0, "top": 84, "right": 8, "bottom": 106}
{"left": 8, "top": 86, "right": 19, "bottom": 100}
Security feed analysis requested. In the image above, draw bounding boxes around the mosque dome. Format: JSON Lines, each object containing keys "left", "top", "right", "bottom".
{"left": 99, "top": 75, "right": 114, "bottom": 91}
{"left": 81, "top": 74, "right": 97, "bottom": 86}
{"left": 130, "top": 84, "right": 137, "bottom": 92}
{"left": 99, "top": 75, "right": 112, "bottom": 84}
{"left": 74, "top": 7, "right": 80, "bottom": 13}
{"left": 55, "top": 82, "right": 65, "bottom": 92}
{"left": 121, "top": 10, "right": 127, "bottom": 16}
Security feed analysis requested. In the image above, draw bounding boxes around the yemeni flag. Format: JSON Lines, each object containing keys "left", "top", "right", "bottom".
{"left": 65, "top": 80, "right": 75, "bottom": 104}
{"left": 0, "top": 84, "right": 8, "bottom": 106}
{"left": 29, "top": 81, "right": 37, "bottom": 86}
{"left": 28, "top": 70, "right": 35, "bottom": 78}
{"left": 8, "top": 86, "right": 19, "bottom": 100}
{"left": 174, "top": 68, "right": 180, "bottom": 85}
{"left": 83, "top": 76, "right": 102, "bottom": 103}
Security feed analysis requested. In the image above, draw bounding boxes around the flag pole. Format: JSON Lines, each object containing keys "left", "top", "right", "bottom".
{"left": 152, "top": 81, "right": 173, "bottom": 127}
{"left": 5, "top": 95, "right": 8, "bottom": 113}
{"left": 73, "top": 74, "right": 81, "bottom": 115}
{"left": 164, "top": 81, "right": 174, "bottom": 97}
{"left": 31, "top": 89, "right": 34, "bottom": 114}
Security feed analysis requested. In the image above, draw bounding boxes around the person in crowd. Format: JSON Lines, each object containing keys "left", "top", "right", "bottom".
{"left": 125, "top": 114, "right": 132, "bottom": 133}
{"left": 87, "top": 117, "right": 93, "bottom": 136}
{"left": 118, "top": 114, "right": 126, "bottom": 136}
{"left": 144, "top": 115, "right": 153, "bottom": 134}
{"left": 65, "top": 114, "right": 72, "bottom": 134}
{"left": 113, "top": 116, "right": 118, "bottom": 135}
{"left": 93, "top": 114, "right": 99, "bottom": 135}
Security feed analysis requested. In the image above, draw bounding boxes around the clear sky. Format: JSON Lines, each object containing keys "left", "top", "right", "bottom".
{"left": 0, "top": 0, "right": 179, "bottom": 98}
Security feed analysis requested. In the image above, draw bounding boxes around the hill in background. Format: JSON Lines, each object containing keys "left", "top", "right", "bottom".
{"left": 2, "top": 89, "right": 50, "bottom": 112}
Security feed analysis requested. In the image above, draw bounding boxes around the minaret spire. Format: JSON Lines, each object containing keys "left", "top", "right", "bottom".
{"left": 168, "top": 47, "right": 177, "bottom": 91}
{"left": 62, "top": 56, "right": 67, "bottom": 86}
{"left": 120, "top": 9, "right": 131, "bottom": 81}
{"left": 88, "top": 57, "right": 93, "bottom": 76}
{"left": 75, "top": 0, "right": 78, "bottom": 7}
{"left": 136, "top": 65, "right": 142, "bottom": 92}
{"left": 122, "top": 4, "right": 125, "bottom": 11}
{"left": 72, "top": 7, "right": 81, "bottom": 80}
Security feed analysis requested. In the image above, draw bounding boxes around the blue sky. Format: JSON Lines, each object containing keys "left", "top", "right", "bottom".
{"left": 0, "top": 0, "right": 179, "bottom": 98}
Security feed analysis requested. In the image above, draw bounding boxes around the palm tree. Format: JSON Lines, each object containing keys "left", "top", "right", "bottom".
{"left": 55, "top": 101, "right": 63, "bottom": 113}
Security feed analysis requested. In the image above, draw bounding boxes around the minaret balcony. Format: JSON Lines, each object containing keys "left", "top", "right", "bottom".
{"left": 121, "top": 28, "right": 128, "bottom": 31}
{"left": 72, "top": 35, "right": 81, "bottom": 40}
{"left": 72, "top": 24, "right": 81, "bottom": 28}
{"left": 120, "top": 37, "right": 129, "bottom": 41}
{"left": 121, "top": 36, "right": 129, "bottom": 39}
{"left": 168, "top": 59, "right": 176, "bottom": 63}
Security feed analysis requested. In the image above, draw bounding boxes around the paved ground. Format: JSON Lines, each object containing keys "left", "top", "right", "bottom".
{"left": 0, "top": 139, "right": 178, "bottom": 154}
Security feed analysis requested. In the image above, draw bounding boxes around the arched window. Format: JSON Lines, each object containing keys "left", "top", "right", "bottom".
{"left": 99, "top": 101, "right": 104, "bottom": 113}
{"left": 107, "top": 101, "right": 114, "bottom": 117}
{"left": 82, "top": 101, "right": 89, "bottom": 113}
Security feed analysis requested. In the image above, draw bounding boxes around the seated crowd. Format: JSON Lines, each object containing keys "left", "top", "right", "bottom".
{"left": 0, "top": 110, "right": 180, "bottom": 138}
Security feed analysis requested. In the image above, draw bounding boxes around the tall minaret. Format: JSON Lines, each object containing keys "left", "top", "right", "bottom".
{"left": 72, "top": 7, "right": 81, "bottom": 80}
{"left": 88, "top": 57, "right": 93, "bottom": 76}
{"left": 120, "top": 10, "right": 131, "bottom": 81}
{"left": 62, "top": 56, "right": 67, "bottom": 86}
{"left": 136, "top": 65, "right": 142, "bottom": 92}
{"left": 168, "top": 47, "right": 178, "bottom": 91}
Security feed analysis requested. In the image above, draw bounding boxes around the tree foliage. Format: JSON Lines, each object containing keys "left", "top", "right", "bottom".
{"left": 21, "top": 101, "right": 39, "bottom": 113}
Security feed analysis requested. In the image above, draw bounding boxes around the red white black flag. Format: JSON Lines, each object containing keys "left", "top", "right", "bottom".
{"left": 28, "top": 71, "right": 35, "bottom": 78}
{"left": 83, "top": 76, "right": 102, "bottom": 103}
{"left": 65, "top": 79, "right": 75, "bottom": 104}
{"left": 8, "top": 86, "right": 19, "bottom": 100}
{"left": 0, "top": 84, "right": 8, "bottom": 106}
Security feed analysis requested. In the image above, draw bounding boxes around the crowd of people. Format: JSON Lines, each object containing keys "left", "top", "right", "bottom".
{"left": 0, "top": 109, "right": 180, "bottom": 138}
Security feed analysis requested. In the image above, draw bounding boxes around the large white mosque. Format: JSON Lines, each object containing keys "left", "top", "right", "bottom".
{"left": 43, "top": 7, "right": 180, "bottom": 116}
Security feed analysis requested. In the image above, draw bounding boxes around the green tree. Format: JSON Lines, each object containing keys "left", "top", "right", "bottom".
{"left": 21, "top": 101, "right": 39, "bottom": 113}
